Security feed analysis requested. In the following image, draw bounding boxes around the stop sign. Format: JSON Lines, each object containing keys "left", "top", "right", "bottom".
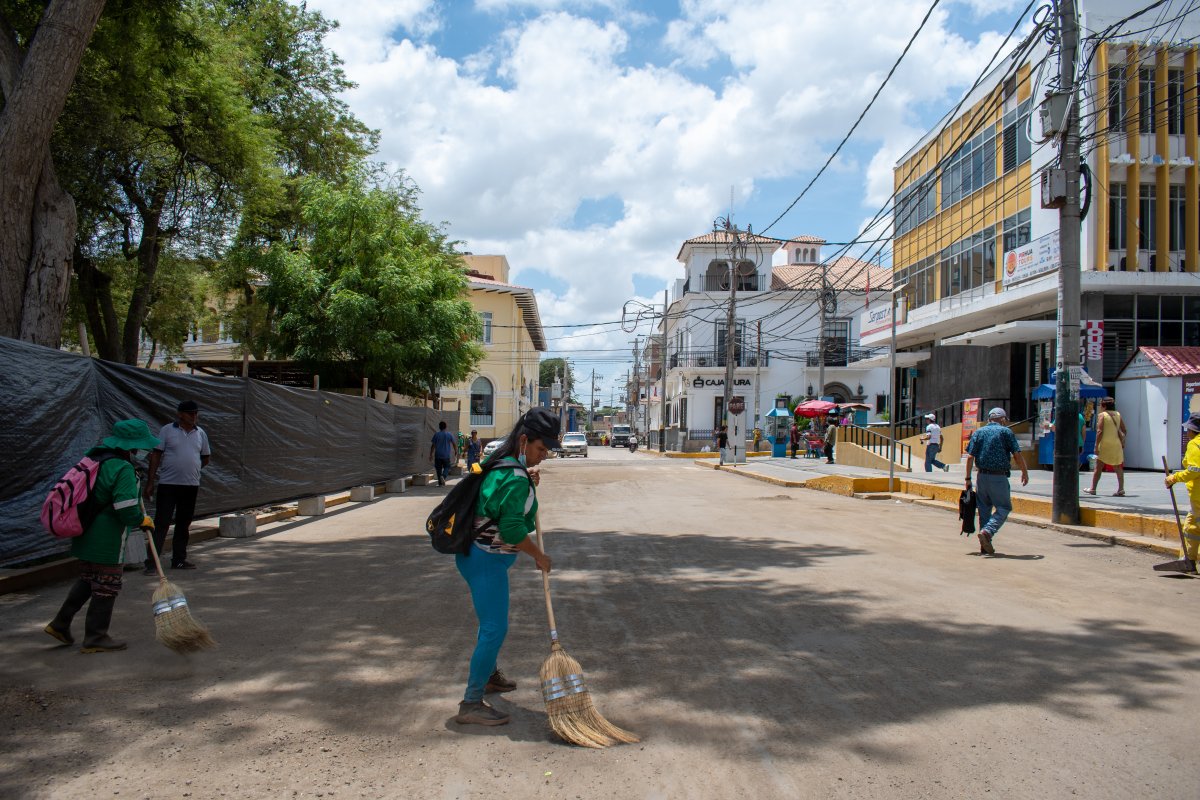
{"left": 728, "top": 395, "right": 746, "bottom": 415}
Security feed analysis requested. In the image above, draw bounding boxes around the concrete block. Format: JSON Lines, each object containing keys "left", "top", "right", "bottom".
{"left": 449, "top": 465, "right": 463, "bottom": 477}
{"left": 297, "top": 496, "right": 326, "bottom": 516}
{"left": 350, "top": 485, "right": 375, "bottom": 502}
{"left": 219, "top": 513, "right": 257, "bottom": 539}
{"left": 385, "top": 478, "right": 408, "bottom": 494}
{"left": 412, "top": 474, "right": 431, "bottom": 486}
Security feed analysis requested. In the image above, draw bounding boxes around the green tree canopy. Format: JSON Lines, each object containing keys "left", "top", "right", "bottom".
{"left": 539, "top": 358, "right": 576, "bottom": 398}
{"left": 246, "top": 170, "right": 483, "bottom": 397}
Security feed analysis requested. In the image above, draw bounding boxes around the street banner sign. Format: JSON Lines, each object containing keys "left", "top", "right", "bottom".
{"left": 961, "top": 398, "right": 982, "bottom": 449}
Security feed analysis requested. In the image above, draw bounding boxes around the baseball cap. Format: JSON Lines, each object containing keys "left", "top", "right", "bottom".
{"left": 521, "top": 407, "right": 562, "bottom": 450}
{"left": 177, "top": 399, "right": 199, "bottom": 413}
{"left": 987, "top": 407, "right": 1008, "bottom": 420}
{"left": 1184, "top": 413, "right": 1200, "bottom": 433}
{"left": 924, "top": 413, "right": 936, "bottom": 420}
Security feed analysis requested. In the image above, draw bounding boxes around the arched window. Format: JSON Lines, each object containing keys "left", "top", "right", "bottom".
{"left": 470, "top": 377, "right": 494, "bottom": 426}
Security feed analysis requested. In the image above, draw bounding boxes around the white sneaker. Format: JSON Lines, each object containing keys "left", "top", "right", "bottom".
{"left": 943, "top": 465, "right": 951, "bottom": 473}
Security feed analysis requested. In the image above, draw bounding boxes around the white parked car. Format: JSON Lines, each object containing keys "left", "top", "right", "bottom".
{"left": 559, "top": 432, "right": 589, "bottom": 458}
{"left": 482, "top": 439, "right": 502, "bottom": 459}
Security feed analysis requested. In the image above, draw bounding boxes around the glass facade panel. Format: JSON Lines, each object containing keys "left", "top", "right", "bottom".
{"left": 1168, "top": 69, "right": 1185, "bottom": 135}
{"left": 1138, "top": 185, "right": 1156, "bottom": 251}
{"left": 1108, "top": 183, "right": 1127, "bottom": 251}
{"left": 1139, "top": 69, "right": 1156, "bottom": 133}
{"left": 1104, "top": 293, "right": 1134, "bottom": 318}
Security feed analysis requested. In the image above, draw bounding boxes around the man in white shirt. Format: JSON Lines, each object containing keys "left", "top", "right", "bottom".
{"left": 921, "top": 412, "right": 950, "bottom": 473}
{"left": 143, "top": 400, "right": 211, "bottom": 572}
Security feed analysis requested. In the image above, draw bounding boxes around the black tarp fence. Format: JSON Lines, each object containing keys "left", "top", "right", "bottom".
{"left": 0, "top": 337, "right": 456, "bottom": 567}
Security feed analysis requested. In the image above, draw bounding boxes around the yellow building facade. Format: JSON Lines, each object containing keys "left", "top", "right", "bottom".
{"left": 440, "top": 255, "right": 546, "bottom": 440}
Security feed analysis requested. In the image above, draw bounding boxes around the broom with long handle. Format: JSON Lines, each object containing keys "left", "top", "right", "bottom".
{"left": 535, "top": 515, "right": 638, "bottom": 748}
{"left": 1153, "top": 457, "right": 1198, "bottom": 574}
{"left": 144, "top": 528, "right": 216, "bottom": 653}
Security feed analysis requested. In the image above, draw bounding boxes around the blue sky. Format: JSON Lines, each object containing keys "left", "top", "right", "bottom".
{"left": 304, "top": 0, "right": 1032, "bottom": 390}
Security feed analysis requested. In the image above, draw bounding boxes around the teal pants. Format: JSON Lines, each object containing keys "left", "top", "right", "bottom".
{"left": 456, "top": 548, "right": 518, "bottom": 702}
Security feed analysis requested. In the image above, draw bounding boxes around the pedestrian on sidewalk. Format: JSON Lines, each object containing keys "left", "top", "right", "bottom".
{"left": 143, "top": 400, "right": 209, "bottom": 573}
{"left": 1085, "top": 397, "right": 1126, "bottom": 497}
{"left": 823, "top": 418, "right": 838, "bottom": 464}
{"left": 963, "top": 407, "right": 1029, "bottom": 555}
{"left": 921, "top": 413, "right": 950, "bottom": 473}
{"left": 1165, "top": 413, "right": 1200, "bottom": 564}
{"left": 46, "top": 419, "right": 159, "bottom": 653}
{"left": 430, "top": 421, "right": 457, "bottom": 486}
{"left": 454, "top": 408, "right": 556, "bottom": 727}
{"left": 465, "top": 430, "right": 483, "bottom": 473}
{"left": 717, "top": 425, "right": 729, "bottom": 465}
{"left": 789, "top": 422, "right": 800, "bottom": 459}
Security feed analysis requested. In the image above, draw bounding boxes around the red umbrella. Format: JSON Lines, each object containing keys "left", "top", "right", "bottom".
{"left": 794, "top": 400, "right": 837, "bottom": 418}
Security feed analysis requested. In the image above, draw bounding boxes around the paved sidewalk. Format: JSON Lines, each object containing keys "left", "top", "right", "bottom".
{"left": 746, "top": 455, "right": 1181, "bottom": 519}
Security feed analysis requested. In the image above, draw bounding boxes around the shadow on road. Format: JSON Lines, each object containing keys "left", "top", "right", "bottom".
{"left": 1, "top": 515, "right": 1196, "bottom": 789}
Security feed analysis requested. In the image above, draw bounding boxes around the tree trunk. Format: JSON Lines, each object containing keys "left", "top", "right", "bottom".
{"left": 0, "top": 0, "right": 106, "bottom": 343}
{"left": 74, "top": 247, "right": 122, "bottom": 361}
{"left": 119, "top": 188, "right": 166, "bottom": 365}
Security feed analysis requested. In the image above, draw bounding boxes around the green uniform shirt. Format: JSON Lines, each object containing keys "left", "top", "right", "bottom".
{"left": 474, "top": 457, "right": 537, "bottom": 552}
{"left": 69, "top": 447, "right": 145, "bottom": 565}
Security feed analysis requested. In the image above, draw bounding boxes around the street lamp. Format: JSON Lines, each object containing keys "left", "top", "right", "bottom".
{"left": 888, "top": 283, "right": 908, "bottom": 494}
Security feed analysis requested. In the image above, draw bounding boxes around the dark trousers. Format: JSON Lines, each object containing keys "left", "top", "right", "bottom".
{"left": 147, "top": 484, "right": 199, "bottom": 568}
{"left": 823, "top": 443, "right": 834, "bottom": 462}
{"left": 435, "top": 457, "right": 452, "bottom": 485}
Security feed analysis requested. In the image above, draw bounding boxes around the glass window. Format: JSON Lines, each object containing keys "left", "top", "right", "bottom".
{"left": 1160, "top": 321, "right": 1182, "bottom": 346}
{"left": 1161, "top": 295, "right": 1182, "bottom": 318}
{"left": 1138, "top": 185, "right": 1156, "bottom": 251}
{"left": 1137, "top": 320, "right": 1158, "bottom": 346}
{"left": 940, "top": 127, "right": 996, "bottom": 210}
{"left": 1169, "top": 185, "right": 1186, "bottom": 252}
{"left": 479, "top": 311, "right": 493, "bottom": 345}
{"left": 470, "top": 377, "right": 494, "bottom": 426}
{"left": 1108, "top": 183, "right": 1127, "bottom": 251}
{"left": 1185, "top": 322, "right": 1200, "bottom": 347}
{"left": 1104, "top": 293, "right": 1135, "bottom": 318}
{"left": 1002, "top": 99, "right": 1032, "bottom": 173}
{"left": 1002, "top": 209, "right": 1031, "bottom": 254}
{"left": 1139, "top": 68, "right": 1156, "bottom": 133}
{"left": 1185, "top": 296, "right": 1200, "bottom": 318}
{"left": 1107, "top": 67, "right": 1125, "bottom": 131}
{"left": 1137, "top": 294, "right": 1159, "bottom": 318}
{"left": 1168, "top": 69, "right": 1185, "bottom": 135}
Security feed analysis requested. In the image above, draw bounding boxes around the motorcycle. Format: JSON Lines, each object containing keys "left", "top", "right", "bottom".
{"left": 628, "top": 438, "right": 639, "bottom": 452}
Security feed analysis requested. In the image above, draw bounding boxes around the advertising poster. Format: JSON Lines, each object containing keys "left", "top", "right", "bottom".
{"left": 1184, "top": 377, "right": 1200, "bottom": 456}
{"left": 961, "top": 397, "right": 982, "bottom": 450}
{"left": 1002, "top": 229, "right": 1061, "bottom": 287}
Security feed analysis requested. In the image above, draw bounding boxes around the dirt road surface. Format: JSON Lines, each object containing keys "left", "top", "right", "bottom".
{"left": 3, "top": 447, "right": 1198, "bottom": 799}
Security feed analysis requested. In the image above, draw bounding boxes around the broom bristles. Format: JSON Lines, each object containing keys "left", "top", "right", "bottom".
{"left": 152, "top": 578, "right": 216, "bottom": 654}
{"left": 540, "top": 646, "right": 638, "bottom": 748}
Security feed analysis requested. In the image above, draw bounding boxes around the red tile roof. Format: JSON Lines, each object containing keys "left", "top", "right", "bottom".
{"left": 1138, "top": 347, "right": 1200, "bottom": 377}
{"left": 770, "top": 256, "right": 892, "bottom": 291}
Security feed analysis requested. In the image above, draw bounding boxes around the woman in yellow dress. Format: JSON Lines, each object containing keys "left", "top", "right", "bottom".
{"left": 1085, "top": 397, "right": 1126, "bottom": 496}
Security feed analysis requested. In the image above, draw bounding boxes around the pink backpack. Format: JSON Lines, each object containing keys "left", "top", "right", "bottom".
{"left": 40, "top": 454, "right": 116, "bottom": 538}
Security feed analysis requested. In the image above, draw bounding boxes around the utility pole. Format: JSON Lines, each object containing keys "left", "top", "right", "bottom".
{"left": 660, "top": 290, "right": 668, "bottom": 451}
{"left": 817, "top": 259, "right": 828, "bottom": 400}
{"left": 632, "top": 337, "right": 641, "bottom": 436}
{"left": 1052, "top": 0, "right": 1081, "bottom": 524}
{"left": 589, "top": 368, "right": 596, "bottom": 432}
{"left": 716, "top": 218, "right": 746, "bottom": 428}
{"left": 754, "top": 320, "right": 763, "bottom": 430}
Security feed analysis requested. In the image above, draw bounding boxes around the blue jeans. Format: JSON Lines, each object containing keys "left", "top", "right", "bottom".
{"left": 435, "top": 457, "right": 452, "bottom": 484}
{"left": 456, "top": 549, "right": 518, "bottom": 702}
{"left": 924, "top": 443, "right": 947, "bottom": 472}
{"left": 975, "top": 472, "right": 1012, "bottom": 537}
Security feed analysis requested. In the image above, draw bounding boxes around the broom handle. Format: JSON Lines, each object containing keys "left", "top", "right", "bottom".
{"left": 1162, "top": 456, "right": 1190, "bottom": 554}
{"left": 143, "top": 528, "right": 168, "bottom": 582}
{"left": 534, "top": 514, "right": 559, "bottom": 645}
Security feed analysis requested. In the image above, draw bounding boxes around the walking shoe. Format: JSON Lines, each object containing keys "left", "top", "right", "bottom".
{"left": 943, "top": 464, "right": 951, "bottom": 473}
{"left": 484, "top": 668, "right": 517, "bottom": 694}
{"left": 977, "top": 531, "right": 995, "bottom": 555}
{"left": 80, "top": 636, "right": 127, "bottom": 654}
{"left": 171, "top": 561, "right": 197, "bottom": 570}
{"left": 455, "top": 700, "right": 511, "bottom": 726}
{"left": 44, "top": 623, "right": 73, "bottom": 645}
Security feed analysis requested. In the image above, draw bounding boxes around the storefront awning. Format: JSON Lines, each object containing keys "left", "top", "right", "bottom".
{"left": 941, "top": 320, "right": 1057, "bottom": 347}
{"left": 848, "top": 350, "right": 930, "bottom": 369}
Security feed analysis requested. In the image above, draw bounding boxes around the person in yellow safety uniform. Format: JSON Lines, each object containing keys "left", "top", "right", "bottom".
{"left": 1165, "top": 413, "right": 1200, "bottom": 564}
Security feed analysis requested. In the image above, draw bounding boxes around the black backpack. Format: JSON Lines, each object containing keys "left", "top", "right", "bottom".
{"left": 425, "top": 460, "right": 527, "bottom": 554}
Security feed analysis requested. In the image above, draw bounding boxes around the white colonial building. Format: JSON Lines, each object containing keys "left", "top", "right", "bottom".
{"left": 650, "top": 232, "right": 893, "bottom": 450}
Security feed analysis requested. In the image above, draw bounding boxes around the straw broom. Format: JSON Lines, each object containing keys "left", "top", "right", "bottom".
{"left": 534, "top": 515, "right": 637, "bottom": 748}
{"left": 143, "top": 529, "right": 216, "bottom": 653}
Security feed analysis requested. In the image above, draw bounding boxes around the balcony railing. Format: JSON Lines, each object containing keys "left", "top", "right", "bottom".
{"left": 668, "top": 349, "right": 770, "bottom": 369}
{"left": 804, "top": 346, "right": 883, "bottom": 368}
{"left": 683, "top": 274, "right": 769, "bottom": 293}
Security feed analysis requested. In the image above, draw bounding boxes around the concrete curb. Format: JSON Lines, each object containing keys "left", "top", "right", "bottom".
{"left": 701, "top": 461, "right": 1182, "bottom": 558}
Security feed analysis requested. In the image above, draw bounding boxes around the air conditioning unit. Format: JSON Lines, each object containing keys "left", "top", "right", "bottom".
{"left": 697, "top": 357, "right": 710, "bottom": 367}
{"left": 746, "top": 355, "right": 759, "bottom": 367}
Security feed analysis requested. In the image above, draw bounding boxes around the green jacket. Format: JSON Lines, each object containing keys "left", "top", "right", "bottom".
{"left": 69, "top": 447, "right": 145, "bottom": 565}
{"left": 475, "top": 457, "right": 537, "bottom": 547}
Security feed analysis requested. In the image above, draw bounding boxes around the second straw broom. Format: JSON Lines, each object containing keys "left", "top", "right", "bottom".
{"left": 534, "top": 515, "right": 637, "bottom": 748}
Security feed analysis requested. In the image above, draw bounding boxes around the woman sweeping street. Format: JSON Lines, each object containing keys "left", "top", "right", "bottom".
{"left": 454, "top": 408, "right": 558, "bottom": 726}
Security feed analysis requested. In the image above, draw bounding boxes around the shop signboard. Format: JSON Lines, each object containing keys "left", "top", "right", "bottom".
{"left": 1184, "top": 376, "right": 1200, "bottom": 455}
{"left": 1002, "top": 229, "right": 1060, "bottom": 287}
{"left": 961, "top": 397, "right": 982, "bottom": 450}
